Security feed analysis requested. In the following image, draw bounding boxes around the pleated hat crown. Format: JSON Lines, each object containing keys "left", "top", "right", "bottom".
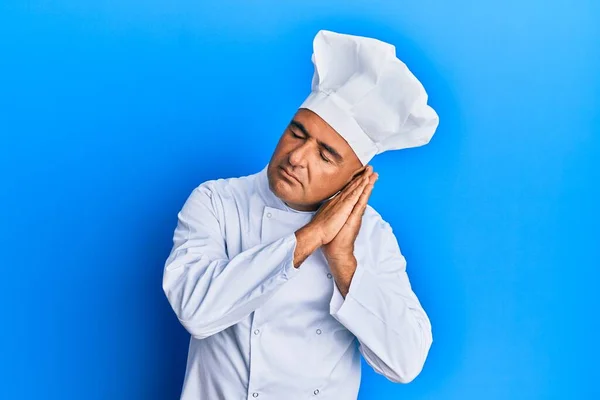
{"left": 299, "top": 30, "right": 439, "bottom": 165}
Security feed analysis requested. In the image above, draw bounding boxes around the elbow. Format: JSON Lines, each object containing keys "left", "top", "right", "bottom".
{"left": 388, "top": 360, "right": 423, "bottom": 384}
{"left": 180, "top": 320, "right": 214, "bottom": 340}
{"left": 162, "top": 271, "right": 189, "bottom": 320}
{"left": 163, "top": 289, "right": 214, "bottom": 339}
{"left": 162, "top": 274, "right": 214, "bottom": 340}
{"left": 389, "top": 328, "right": 433, "bottom": 384}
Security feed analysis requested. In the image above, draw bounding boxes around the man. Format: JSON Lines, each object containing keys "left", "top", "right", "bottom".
{"left": 163, "top": 30, "right": 439, "bottom": 399}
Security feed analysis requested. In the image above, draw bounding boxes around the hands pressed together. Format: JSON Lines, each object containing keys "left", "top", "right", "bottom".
{"left": 294, "top": 165, "right": 378, "bottom": 297}
{"left": 312, "top": 165, "right": 378, "bottom": 258}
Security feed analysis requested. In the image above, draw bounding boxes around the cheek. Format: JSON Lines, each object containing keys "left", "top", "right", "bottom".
{"left": 310, "top": 170, "right": 344, "bottom": 195}
{"left": 274, "top": 137, "right": 295, "bottom": 156}
{"left": 269, "top": 137, "right": 284, "bottom": 160}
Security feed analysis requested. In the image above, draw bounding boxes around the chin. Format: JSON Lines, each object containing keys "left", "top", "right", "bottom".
{"left": 269, "top": 175, "right": 295, "bottom": 201}
{"left": 266, "top": 174, "right": 302, "bottom": 204}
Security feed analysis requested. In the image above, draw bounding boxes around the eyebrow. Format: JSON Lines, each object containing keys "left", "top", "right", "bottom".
{"left": 290, "top": 120, "right": 344, "bottom": 163}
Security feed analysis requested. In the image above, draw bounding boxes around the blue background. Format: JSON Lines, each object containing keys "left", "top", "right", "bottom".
{"left": 1, "top": 1, "right": 598, "bottom": 399}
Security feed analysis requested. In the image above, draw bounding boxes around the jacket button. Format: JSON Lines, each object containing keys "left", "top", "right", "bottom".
{"left": 266, "top": 212, "right": 272, "bottom": 218}
{"left": 316, "top": 329, "right": 322, "bottom": 335}
{"left": 314, "top": 389, "right": 320, "bottom": 395}
{"left": 252, "top": 393, "right": 259, "bottom": 397}
{"left": 254, "top": 329, "right": 260, "bottom": 335}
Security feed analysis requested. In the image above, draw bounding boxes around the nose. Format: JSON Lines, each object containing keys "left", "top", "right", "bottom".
{"left": 288, "top": 140, "right": 311, "bottom": 167}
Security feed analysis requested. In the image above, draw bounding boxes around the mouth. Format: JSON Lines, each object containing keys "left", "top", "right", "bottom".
{"left": 279, "top": 166, "right": 300, "bottom": 184}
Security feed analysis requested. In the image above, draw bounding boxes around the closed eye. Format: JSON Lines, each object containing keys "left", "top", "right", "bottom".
{"left": 288, "top": 119, "right": 344, "bottom": 164}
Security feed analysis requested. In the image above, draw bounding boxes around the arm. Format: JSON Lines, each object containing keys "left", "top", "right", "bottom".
{"left": 328, "top": 221, "right": 433, "bottom": 383}
{"left": 162, "top": 184, "right": 320, "bottom": 340}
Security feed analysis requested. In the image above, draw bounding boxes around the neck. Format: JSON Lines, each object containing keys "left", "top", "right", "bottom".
{"left": 281, "top": 190, "right": 342, "bottom": 212}
{"left": 283, "top": 201, "right": 320, "bottom": 212}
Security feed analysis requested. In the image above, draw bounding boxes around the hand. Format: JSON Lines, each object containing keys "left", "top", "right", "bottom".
{"left": 322, "top": 168, "right": 378, "bottom": 262}
{"left": 307, "top": 165, "right": 375, "bottom": 246}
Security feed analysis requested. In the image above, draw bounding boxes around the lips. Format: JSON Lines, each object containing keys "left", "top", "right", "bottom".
{"left": 280, "top": 167, "right": 300, "bottom": 184}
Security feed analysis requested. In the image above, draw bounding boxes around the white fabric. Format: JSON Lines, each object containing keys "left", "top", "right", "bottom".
{"left": 162, "top": 164, "right": 433, "bottom": 399}
{"left": 299, "top": 30, "right": 439, "bottom": 165}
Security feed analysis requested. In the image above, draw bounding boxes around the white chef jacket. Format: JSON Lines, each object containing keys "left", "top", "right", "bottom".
{"left": 162, "top": 164, "right": 433, "bottom": 400}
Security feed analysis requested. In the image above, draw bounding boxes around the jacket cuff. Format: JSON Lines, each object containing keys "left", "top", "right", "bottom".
{"left": 281, "top": 232, "right": 302, "bottom": 280}
{"left": 329, "top": 260, "right": 367, "bottom": 316}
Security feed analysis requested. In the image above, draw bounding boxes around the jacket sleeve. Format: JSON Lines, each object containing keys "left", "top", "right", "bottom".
{"left": 162, "top": 184, "right": 301, "bottom": 340}
{"left": 328, "top": 220, "right": 433, "bottom": 383}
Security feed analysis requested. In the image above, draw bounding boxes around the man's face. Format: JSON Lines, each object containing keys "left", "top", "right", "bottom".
{"left": 267, "top": 108, "right": 363, "bottom": 211}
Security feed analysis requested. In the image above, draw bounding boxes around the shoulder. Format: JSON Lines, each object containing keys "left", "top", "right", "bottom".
{"left": 180, "top": 169, "right": 264, "bottom": 228}
{"left": 190, "top": 169, "right": 260, "bottom": 205}
{"left": 356, "top": 206, "right": 408, "bottom": 274}
{"left": 361, "top": 204, "right": 394, "bottom": 237}
{"left": 358, "top": 204, "right": 404, "bottom": 257}
{"left": 176, "top": 170, "right": 260, "bottom": 232}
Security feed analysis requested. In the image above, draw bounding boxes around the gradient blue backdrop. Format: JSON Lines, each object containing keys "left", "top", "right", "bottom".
{"left": 1, "top": 1, "right": 598, "bottom": 399}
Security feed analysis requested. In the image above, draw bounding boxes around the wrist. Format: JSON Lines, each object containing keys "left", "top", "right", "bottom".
{"left": 324, "top": 251, "right": 356, "bottom": 266}
{"left": 304, "top": 221, "right": 325, "bottom": 247}
{"left": 296, "top": 224, "right": 324, "bottom": 252}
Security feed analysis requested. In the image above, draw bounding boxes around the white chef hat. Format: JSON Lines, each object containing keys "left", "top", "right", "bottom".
{"left": 299, "top": 30, "right": 439, "bottom": 165}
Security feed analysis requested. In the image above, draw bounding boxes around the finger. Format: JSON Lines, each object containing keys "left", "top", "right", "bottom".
{"left": 339, "top": 173, "right": 362, "bottom": 195}
{"left": 350, "top": 178, "right": 375, "bottom": 220}
{"left": 368, "top": 172, "right": 378, "bottom": 185}
{"left": 352, "top": 172, "right": 377, "bottom": 213}
{"left": 332, "top": 166, "right": 373, "bottom": 210}
{"left": 344, "top": 183, "right": 369, "bottom": 218}
{"left": 349, "top": 166, "right": 367, "bottom": 180}
{"left": 341, "top": 173, "right": 370, "bottom": 204}
{"left": 346, "top": 165, "right": 373, "bottom": 188}
{"left": 320, "top": 175, "right": 365, "bottom": 211}
{"left": 346, "top": 168, "right": 368, "bottom": 190}
{"left": 338, "top": 173, "right": 368, "bottom": 204}
{"left": 349, "top": 165, "right": 370, "bottom": 182}
{"left": 322, "top": 171, "right": 364, "bottom": 207}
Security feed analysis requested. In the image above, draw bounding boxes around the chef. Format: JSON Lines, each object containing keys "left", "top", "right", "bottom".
{"left": 162, "top": 29, "right": 439, "bottom": 400}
